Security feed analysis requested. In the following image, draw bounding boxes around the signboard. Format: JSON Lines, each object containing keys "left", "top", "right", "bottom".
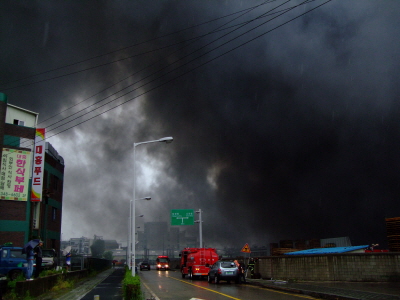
{"left": 241, "top": 243, "right": 251, "bottom": 253}
{"left": 0, "top": 148, "right": 32, "bottom": 201}
{"left": 171, "top": 209, "right": 194, "bottom": 225}
{"left": 31, "top": 128, "right": 45, "bottom": 202}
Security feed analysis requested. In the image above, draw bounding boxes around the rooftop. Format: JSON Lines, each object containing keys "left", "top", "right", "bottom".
{"left": 284, "top": 245, "right": 369, "bottom": 255}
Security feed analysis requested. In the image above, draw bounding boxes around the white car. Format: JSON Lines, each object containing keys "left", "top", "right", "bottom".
{"left": 42, "top": 249, "right": 58, "bottom": 270}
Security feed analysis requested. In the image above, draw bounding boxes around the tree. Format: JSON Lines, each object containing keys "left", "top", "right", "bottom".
{"left": 103, "top": 250, "right": 113, "bottom": 260}
{"left": 90, "top": 239, "right": 105, "bottom": 258}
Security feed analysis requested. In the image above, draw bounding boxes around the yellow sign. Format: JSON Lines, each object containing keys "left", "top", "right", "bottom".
{"left": 241, "top": 243, "right": 251, "bottom": 253}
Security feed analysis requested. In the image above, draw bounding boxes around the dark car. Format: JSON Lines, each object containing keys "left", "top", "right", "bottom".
{"left": 208, "top": 261, "right": 240, "bottom": 284}
{"left": 139, "top": 261, "right": 151, "bottom": 271}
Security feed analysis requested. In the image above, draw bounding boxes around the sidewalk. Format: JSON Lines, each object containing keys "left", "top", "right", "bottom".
{"left": 54, "top": 268, "right": 118, "bottom": 300}
{"left": 79, "top": 267, "right": 124, "bottom": 300}
{"left": 246, "top": 278, "right": 400, "bottom": 300}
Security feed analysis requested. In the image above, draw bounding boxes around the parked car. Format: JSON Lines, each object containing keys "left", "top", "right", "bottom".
{"left": 0, "top": 244, "right": 28, "bottom": 280}
{"left": 207, "top": 261, "right": 240, "bottom": 284}
{"left": 139, "top": 261, "right": 151, "bottom": 271}
{"left": 42, "top": 249, "right": 58, "bottom": 270}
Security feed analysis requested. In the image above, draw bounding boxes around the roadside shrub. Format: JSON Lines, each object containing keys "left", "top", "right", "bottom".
{"left": 39, "top": 268, "right": 63, "bottom": 278}
{"left": 3, "top": 290, "right": 33, "bottom": 300}
{"left": 122, "top": 267, "right": 141, "bottom": 300}
{"left": 4, "top": 273, "right": 25, "bottom": 299}
{"left": 51, "top": 277, "right": 75, "bottom": 292}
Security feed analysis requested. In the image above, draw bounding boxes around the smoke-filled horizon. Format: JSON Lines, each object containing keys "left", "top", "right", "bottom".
{"left": 1, "top": 0, "right": 400, "bottom": 250}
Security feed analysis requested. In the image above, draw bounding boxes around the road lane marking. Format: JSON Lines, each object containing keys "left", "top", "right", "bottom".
{"left": 141, "top": 280, "right": 161, "bottom": 300}
{"left": 169, "top": 277, "right": 241, "bottom": 300}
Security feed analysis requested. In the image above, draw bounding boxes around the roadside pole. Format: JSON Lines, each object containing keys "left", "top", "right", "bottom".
{"left": 241, "top": 243, "right": 251, "bottom": 278}
{"left": 195, "top": 209, "right": 203, "bottom": 248}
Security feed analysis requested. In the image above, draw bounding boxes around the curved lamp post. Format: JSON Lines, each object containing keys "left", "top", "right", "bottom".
{"left": 132, "top": 137, "right": 173, "bottom": 275}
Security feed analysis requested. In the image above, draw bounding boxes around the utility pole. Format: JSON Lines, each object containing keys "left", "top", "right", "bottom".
{"left": 195, "top": 209, "right": 203, "bottom": 248}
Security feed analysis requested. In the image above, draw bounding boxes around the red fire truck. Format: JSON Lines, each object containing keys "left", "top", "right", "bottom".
{"left": 180, "top": 247, "right": 219, "bottom": 279}
{"left": 156, "top": 255, "right": 170, "bottom": 270}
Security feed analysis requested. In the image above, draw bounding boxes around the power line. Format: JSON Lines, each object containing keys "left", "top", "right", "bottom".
{"left": 0, "top": 0, "right": 279, "bottom": 89}
{"left": 6, "top": 1, "right": 285, "bottom": 133}
{"left": 40, "top": 0, "right": 289, "bottom": 130}
{"left": 40, "top": 0, "right": 316, "bottom": 134}
{"left": 42, "top": 0, "right": 333, "bottom": 142}
{"left": 12, "top": 0, "right": 332, "bottom": 150}
{"left": 2, "top": 1, "right": 317, "bottom": 93}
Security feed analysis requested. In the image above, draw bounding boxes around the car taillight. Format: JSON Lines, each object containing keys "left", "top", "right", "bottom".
{"left": 217, "top": 268, "right": 222, "bottom": 274}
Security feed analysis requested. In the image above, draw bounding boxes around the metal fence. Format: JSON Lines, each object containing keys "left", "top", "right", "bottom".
{"left": 57, "top": 254, "right": 111, "bottom": 271}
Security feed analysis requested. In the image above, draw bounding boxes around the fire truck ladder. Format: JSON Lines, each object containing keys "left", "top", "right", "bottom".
{"left": 199, "top": 248, "right": 206, "bottom": 266}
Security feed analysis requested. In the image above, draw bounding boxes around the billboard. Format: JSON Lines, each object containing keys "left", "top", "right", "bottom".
{"left": 31, "top": 128, "right": 45, "bottom": 202}
{"left": 0, "top": 148, "right": 32, "bottom": 201}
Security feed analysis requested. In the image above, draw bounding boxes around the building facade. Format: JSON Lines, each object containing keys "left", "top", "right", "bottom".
{"left": 0, "top": 93, "right": 64, "bottom": 254}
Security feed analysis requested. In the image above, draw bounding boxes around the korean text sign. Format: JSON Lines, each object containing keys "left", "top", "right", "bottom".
{"left": 0, "top": 148, "right": 32, "bottom": 201}
{"left": 31, "top": 128, "right": 45, "bottom": 202}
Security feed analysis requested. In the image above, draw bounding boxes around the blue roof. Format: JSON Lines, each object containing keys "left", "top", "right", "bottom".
{"left": 284, "top": 245, "right": 369, "bottom": 255}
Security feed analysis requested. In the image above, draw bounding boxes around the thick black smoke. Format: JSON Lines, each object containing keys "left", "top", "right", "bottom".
{"left": 1, "top": 1, "right": 399, "bottom": 250}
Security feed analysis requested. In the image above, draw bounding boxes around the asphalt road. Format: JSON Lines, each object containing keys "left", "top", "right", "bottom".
{"left": 139, "top": 268, "right": 320, "bottom": 300}
{"left": 53, "top": 266, "right": 400, "bottom": 300}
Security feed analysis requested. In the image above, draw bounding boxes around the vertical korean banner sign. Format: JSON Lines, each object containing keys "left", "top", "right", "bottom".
{"left": 31, "top": 128, "right": 45, "bottom": 202}
{"left": 0, "top": 148, "right": 32, "bottom": 201}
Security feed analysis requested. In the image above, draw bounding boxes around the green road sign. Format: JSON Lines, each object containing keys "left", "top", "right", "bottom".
{"left": 171, "top": 209, "right": 195, "bottom": 225}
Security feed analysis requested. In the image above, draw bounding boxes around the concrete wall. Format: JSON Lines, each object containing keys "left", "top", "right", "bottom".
{"left": 257, "top": 253, "right": 400, "bottom": 282}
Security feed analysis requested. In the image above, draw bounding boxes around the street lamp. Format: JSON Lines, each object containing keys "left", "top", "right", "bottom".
{"left": 128, "top": 198, "right": 150, "bottom": 270}
{"left": 127, "top": 214, "right": 144, "bottom": 267}
{"left": 132, "top": 137, "right": 173, "bottom": 276}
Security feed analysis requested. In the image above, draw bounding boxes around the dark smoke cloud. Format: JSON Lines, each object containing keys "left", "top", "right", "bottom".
{"left": 1, "top": 1, "right": 399, "bottom": 250}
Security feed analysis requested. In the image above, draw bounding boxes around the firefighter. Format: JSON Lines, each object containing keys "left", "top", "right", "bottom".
{"left": 234, "top": 260, "right": 246, "bottom": 283}
{"left": 247, "top": 258, "right": 255, "bottom": 278}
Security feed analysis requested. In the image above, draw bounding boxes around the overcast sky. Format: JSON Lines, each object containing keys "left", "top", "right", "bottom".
{"left": 1, "top": 0, "right": 400, "bottom": 250}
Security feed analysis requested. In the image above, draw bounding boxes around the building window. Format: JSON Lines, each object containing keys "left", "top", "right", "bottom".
{"left": 53, "top": 175, "right": 59, "bottom": 191}
{"left": 13, "top": 119, "right": 25, "bottom": 126}
{"left": 52, "top": 207, "right": 57, "bottom": 221}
